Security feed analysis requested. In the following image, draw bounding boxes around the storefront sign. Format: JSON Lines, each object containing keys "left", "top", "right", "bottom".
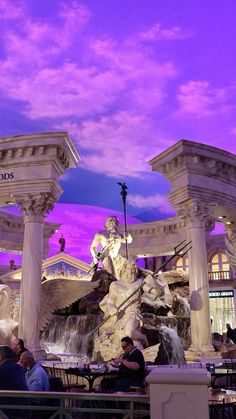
{"left": 0, "top": 172, "right": 14, "bottom": 181}
{"left": 209, "top": 290, "right": 234, "bottom": 298}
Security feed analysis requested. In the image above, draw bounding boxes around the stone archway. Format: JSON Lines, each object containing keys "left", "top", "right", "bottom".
{"left": 148, "top": 140, "right": 236, "bottom": 355}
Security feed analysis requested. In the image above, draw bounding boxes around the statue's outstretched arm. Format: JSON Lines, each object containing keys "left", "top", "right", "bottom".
{"left": 120, "top": 232, "right": 133, "bottom": 244}
{"left": 90, "top": 234, "right": 102, "bottom": 259}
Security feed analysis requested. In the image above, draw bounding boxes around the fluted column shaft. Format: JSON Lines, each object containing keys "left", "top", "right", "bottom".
{"left": 17, "top": 193, "right": 55, "bottom": 359}
{"left": 177, "top": 201, "right": 215, "bottom": 354}
{"left": 19, "top": 215, "right": 44, "bottom": 352}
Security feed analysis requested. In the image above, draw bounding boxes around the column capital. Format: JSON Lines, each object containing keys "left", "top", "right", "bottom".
{"left": 176, "top": 200, "right": 216, "bottom": 229}
{"left": 15, "top": 192, "right": 55, "bottom": 219}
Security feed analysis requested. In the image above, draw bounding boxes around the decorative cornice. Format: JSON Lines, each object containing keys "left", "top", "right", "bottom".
{"left": 0, "top": 132, "right": 80, "bottom": 168}
{"left": 157, "top": 155, "right": 236, "bottom": 186}
{"left": 0, "top": 144, "right": 71, "bottom": 171}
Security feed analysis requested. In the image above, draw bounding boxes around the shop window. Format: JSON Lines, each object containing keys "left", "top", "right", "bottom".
{"left": 209, "top": 252, "right": 230, "bottom": 279}
{"left": 175, "top": 256, "right": 189, "bottom": 273}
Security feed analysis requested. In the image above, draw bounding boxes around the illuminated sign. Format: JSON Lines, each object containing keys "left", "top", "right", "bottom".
{"left": 0, "top": 172, "right": 14, "bottom": 181}
{"left": 209, "top": 290, "right": 234, "bottom": 298}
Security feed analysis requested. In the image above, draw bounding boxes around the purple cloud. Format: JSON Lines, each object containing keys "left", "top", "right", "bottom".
{"left": 128, "top": 193, "right": 174, "bottom": 214}
{"left": 176, "top": 81, "right": 229, "bottom": 117}
{"left": 139, "top": 23, "right": 188, "bottom": 42}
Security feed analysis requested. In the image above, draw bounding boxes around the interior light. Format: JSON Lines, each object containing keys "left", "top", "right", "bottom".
{"left": 218, "top": 215, "right": 226, "bottom": 219}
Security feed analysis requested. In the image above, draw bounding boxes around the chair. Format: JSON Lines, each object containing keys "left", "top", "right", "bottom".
{"left": 226, "top": 371, "right": 236, "bottom": 390}
{"left": 65, "top": 368, "right": 86, "bottom": 391}
{"left": 51, "top": 366, "right": 71, "bottom": 391}
{"left": 209, "top": 399, "right": 232, "bottom": 419}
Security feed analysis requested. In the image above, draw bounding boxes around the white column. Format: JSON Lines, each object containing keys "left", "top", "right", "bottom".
{"left": 17, "top": 193, "right": 55, "bottom": 359}
{"left": 177, "top": 201, "right": 215, "bottom": 354}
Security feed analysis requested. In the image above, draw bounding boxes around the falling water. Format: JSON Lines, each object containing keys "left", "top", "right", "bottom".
{"left": 155, "top": 325, "right": 186, "bottom": 366}
{"left": 40, "top": 314, "right": 102, "bottom": 355}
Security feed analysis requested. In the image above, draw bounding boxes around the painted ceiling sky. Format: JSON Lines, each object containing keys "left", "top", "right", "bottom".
{"left": 0, "top": 0, "right": 235, "bottom": 265}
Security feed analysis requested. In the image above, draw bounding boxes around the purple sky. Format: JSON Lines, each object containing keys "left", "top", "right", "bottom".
{"left": 0, "top": 0, "right": 235, "bottom": 264}
{"left": 0, "top": 203, "right": 141, "bottom": 265}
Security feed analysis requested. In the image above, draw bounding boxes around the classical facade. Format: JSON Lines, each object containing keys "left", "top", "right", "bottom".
{"left": 1, "top": 137, "right": 236, "bottom": 357}
{"left": 0, "top": 132, "right": 80, "bottom": 358}
{"left": 125, "top": 140, "right": 236, "bottom": 353}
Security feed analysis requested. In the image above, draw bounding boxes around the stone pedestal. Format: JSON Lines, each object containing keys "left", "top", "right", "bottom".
{"left": 146, "top": 367, "right": 210, "bottom": 419}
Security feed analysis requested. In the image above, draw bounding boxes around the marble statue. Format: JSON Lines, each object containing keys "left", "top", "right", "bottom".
{"left": 0, "top": 277, "right": 98, "bottom": 345}
{"left": 0, "top": 284, "right": 19, "bottom": 343}
{"left": 90, "top": 216, "right": 132, "bottom": 279}
{"left": 94, "top": 261, "right": 191, "bottom": 361}
{"left": 59, "top": 235, "right": 66, "bottom": 252}
{"left": 94, "top": 259, "right": 152, "bottom": 359}
{"left": 141, "top": 270, "right": 172, "bottom": 311}
{"left": 9, "top": 260, "right": 17, "bottom": 270}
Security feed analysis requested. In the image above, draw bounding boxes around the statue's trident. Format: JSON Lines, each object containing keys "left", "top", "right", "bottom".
{"left": 117, "top": 182, "right": 129, "bottom": 259}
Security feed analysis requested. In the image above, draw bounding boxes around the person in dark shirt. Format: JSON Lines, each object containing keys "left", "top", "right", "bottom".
{"left": 11, "top": 337, "right": 28, "bottom": 362}
{"left": 0, "top": 345, "right": 27, "bottom": 390}
{"left": 0, "top": 345, "right": 28, "bottom": 418}
{"left": 226, "top": 323, "right": 236, "bottom": 343}
{"left": 112, "top": 336, "right": 146, "bottom": 392}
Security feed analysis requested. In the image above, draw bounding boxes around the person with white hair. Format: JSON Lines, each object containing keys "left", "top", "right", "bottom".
{"left": 19, "top": 351, "right": 49, "bottom": 391}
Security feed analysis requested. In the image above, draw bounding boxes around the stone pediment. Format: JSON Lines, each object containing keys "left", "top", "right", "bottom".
{"left": 0, "top": 253, "right": 91, "bottom": 283}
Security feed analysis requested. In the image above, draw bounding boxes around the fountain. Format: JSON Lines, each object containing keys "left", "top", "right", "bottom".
{"left": 0, "top": 218, "right": 190, "bottom": 365}
{"left": 0, "top": 277, "right": 99, "bottom": 348}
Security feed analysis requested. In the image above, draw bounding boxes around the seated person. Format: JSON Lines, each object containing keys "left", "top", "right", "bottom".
{"left": 11, "top": 337, "right": 28, "bottom": 362}
{"left": 0, "top": 345, "right": 28, "bottom": 418}
{"left": 0, "top": 345, "right": 28, "bottom": 390}
{"left": 19, "top": 351, "right": 50, "bottom": 391}
{"left": 102, "top": 336, "right": 146, "bottom": 392}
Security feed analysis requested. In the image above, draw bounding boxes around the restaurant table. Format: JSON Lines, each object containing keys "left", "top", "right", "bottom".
{"left": 65, "top": 367, "right": 118, "bottom": 392}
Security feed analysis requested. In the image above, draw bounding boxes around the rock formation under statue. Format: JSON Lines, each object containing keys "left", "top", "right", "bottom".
{"left": 93, "top": 259, "right": 191, "bottom": 362}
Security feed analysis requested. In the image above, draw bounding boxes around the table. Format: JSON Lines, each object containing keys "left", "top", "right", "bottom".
{"left": 65, "top": 367, "right": 118, "bottom": 392}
